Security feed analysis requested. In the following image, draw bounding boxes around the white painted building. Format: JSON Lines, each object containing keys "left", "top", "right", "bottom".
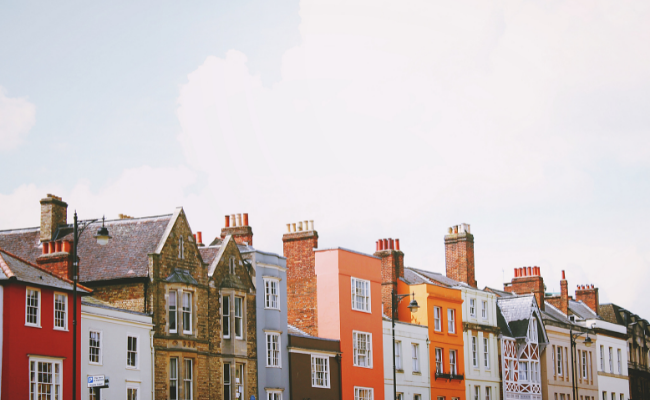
{"left": 82, "top": 297, "right": 154, "bottom": 400}
{"left": 582, "top": 318, "right": 630, "bottom": 400}
{"left": 383, "top": 318, "right": 431, "bottom": 400}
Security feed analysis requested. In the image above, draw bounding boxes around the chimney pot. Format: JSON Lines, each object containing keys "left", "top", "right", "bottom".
{"left": 528, "top": 266, "right": 532, "bottom": 276}
{"left": 376, "top": 241, "right": 379, "bottom": 251}
{"left": 236, "top": 214, "right": 242, "bottom": 227}
{"left": 292, "top": 223, "right": 296, "bottom": 232}
{"left": 225, "top": 215, "right": 230, "bottom": 228}
{"left": 197, "top": 232, "right": 202, "bottom": 244}
{"left": 591, "top": 284, "right": 594, "bottom": 289}
{"left": 395, "top": 238, "right": 400, "bottom": 250}
{"left": 388, "top": 238, "right": 394, "bottom": 250}
{"left": 453, "top": 225, "right": 458, "bottom": 234}
{"left": 309, "top": 220, "right": 314, "bottom": 231}
{"left": 304, "top": 220, "right": 308, "bottom": 231}
{"left": 231, "top": 214, "right": 236, "bottom": 227}
{"left": 562, "top": 270, "right": 566, "bottom": 280}
{"left": 298, "top": 221, "right": 303, "bottom": 231}
{"left": 383, "top": 239, "right": 389, "bottom": 249}
{"left": 379, "top": 240, "right": 384, "bottom": 251}
{"left": 286, "top": 224, "right": 291, "bottom": 233}
{"left": 55, "top": 241, "right": 62, "bottom": 253}
{"left": 42, "top": 243, "right": 48, "bottom": 254}
{"left": 514, "top": 268, "right": 519, "bottom": 277}
{"left": 448, "top": 227, "right": 453, "bottom": 234}
{"left": 243, "top": 213, "right": 249, "bottom": 226}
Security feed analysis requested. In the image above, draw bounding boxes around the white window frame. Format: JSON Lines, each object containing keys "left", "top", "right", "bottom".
{"left": 235, "top": 296, "right": 244, "bottom": 339}
{"left": 126, "top": 385, "right": 139, "bottom": 400}
{"left": 528, "top": 318, "right": 538, "bottom": 342}
{"left": 600, "top": 345, "right": 605, "bottom": 371}
{"left": 617, "top": 349, "right": 622, "bottom": 374}
{"left": 450, "top": 349, "right": 457, "bottom": 375}
{"left": 29, "top": 356, "right": 63, "bottom": 400}
{"left": 414, "top": 395, "right": 421, "bottom": 400}
{"left": 448, "top": 309, "right": 456, "bottom": 333}
{"left": 127, "top": 334, "right": 139, "bottom": 369}
{"left": 183, "top": 359, "right": 193, "bottom": 400}
{"left": 435, "top": 348, "right": 443, "bottom": 374}
{"left": 89, "top": 329, "right": 102, "bottom": 365}
{"left": 434, "top": 306, "right": 442, "bottom": 331}
{"left": 481, "top": 300, "right": 487, "bottom": 319}
{"left": 485, "top": 387, "right": 491, "bottom": 400}
{"left": 266, "top": 391, "right": 282, "bottom": 400}
{"left": 354, "top": 387, "right": 374, "bottom": 400}
{"left": 353, "top": 331, "right": 373, "bottom": 368}
{"left": 53, "top": 292, "right": 67, "bottom": 330}
{"left": 25, "top": 287, "right": 41, "bottom": 327}
{"left": 266, "top": 332, "right": 281, "bottom": 368}
{"left": 469, "top": 298, "right": 476, "bottom": 317}
{"left": 311, "top": 355, "right": 330, "bottom": 388}
{"left": 412, "top": 343, "right": 420, "bottom": 373}
{"left": 474, "top": 386, "right": 480, "bottom": 400}
{"left": 264, "top": 278, "right": 280, "bottom": 310}
{"left": 222, "top": 295, "right": 230, "bottom": 339}
{"left": 169, "top": 290, "right": 178, "bottom": 334}
{"left": 609, "top": 347, "right": 613, "bottom": 373}
{"left": 351, "top": 277, "right": 371, "bottom": 313}
{"left": 483, "top": 337, "right": 490, "bottom": 369}
{"left": 472, "top": 336, "right": 478, "bottom": 367}
{"left": 582, "top": 351, "right": 587, "bottom": 378}
{"left": 182, "top": 291, "right": 193, "bottom": 335}
{"left": 395, "top": 340, "right": 402, "bottom": 370}
{"left": 170, "top": 357, "right": 179, "bottom": 400}
{"left": 519, "top": 361, "right": 529, "bottom": 382}
{"left": 557, "top": 346, "right": 564, "bottom": 376}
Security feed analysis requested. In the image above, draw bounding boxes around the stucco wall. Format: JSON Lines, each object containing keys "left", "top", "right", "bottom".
{"left": 383, "top": 319, "right": 431, "bottom": 400}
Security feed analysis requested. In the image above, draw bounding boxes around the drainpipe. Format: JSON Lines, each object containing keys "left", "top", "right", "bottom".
{"left": 151, "top": 330, "right": 155, "bottom": 400}
{"left": 337, "top": 353, "right": 342, "bottom": 400}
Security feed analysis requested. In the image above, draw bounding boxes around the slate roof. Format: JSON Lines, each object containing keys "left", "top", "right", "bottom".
{"left": 165, "top": 268, "right": 198, "bottom": 285}
{"left": 599, "top": 303, "right": 625, "bottom": 325}
{"left": 0, "top": 248, "right": 90, "bottom": 293}
{"left": 541, "top": 301, "right": 570, "bottom": 323}
{"left": 406, "top": 267, "right": 466, "bottom": 287}
{"left": 199, "top": 246, "right": 220, "bottom": 266}
{"left": 485, "top": 286, "right": 515, "bottom": 298}
{"left": 569, "top": 299, "right": 600, "bottom": 320}
{"left": 0, "top": 214, "right": 173, "bottom": 283}
{"left": 288, "top": 324, "right": 310, "bottom": 337}
{"left": 496, "top": 294, "right": 548, "bottom": 342}
{"left": 82, "top": 296, "right": 149, "bottom": 316}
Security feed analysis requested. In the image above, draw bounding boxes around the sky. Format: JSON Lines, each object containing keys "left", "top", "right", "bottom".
{"left": 1, "top": 0, "right": 650, "bottom": 315}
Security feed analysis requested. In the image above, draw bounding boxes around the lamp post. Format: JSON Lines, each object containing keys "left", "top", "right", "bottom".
{"left": 72, "top": 213, "right": 111, "bottom": 400}
{"left": 392, "top": 290, "right": 420, "bottom": 400}
{"left": 569, "top": 320, "right": 593, "bottom": 400}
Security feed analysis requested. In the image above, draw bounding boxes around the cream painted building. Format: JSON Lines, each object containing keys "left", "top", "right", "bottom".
{"left": 383, "top": 318, "right": 431, "bottom": 400}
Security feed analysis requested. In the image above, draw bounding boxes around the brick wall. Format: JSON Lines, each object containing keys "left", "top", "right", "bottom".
{"left": 221, "top": 226, "right": 253, "bottom": 246}
{"left": 374, "top": 247, "right": 404, "bottom": 318}
{"left": 575, "top": 285, "right": 599, "bottom": 315}
{"left": 504, "top": 267, "right": 545, "bottom": 311}
{"left": 283, "top": 230, "right": 319, "bottom": 336}
{"left": 35, "top": 252, "right": 72, "bottom": 280}
{"left": 445, "top": 225, "right": 477, "bottom": 288}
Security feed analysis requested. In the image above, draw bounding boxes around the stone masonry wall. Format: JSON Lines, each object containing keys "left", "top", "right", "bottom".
{"left": 91, "top": 281, "right": 147, "bottom": 312}
{"left": 283, "top": 231, "right": 319, "bottom": 337}
{"left": 40, "top": 195, "right": 67, "bottom": 242}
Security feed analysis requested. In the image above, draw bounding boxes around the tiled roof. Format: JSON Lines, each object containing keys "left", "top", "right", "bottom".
{"left": 82, "top": 296, "right": 150, "bottom": 316}
{"left": 484, "top": 286, "right": 515, "bottom": 298}
{"left": 0, "top": 248, "right": 90, "bottom": 293}
{"left": 199, "top": 246, "right": 220, "bottom": 266}
{"left": 0, "top": 214, "right": 173, "bottom": 283}
{"left": 542, "top": 301, "right": 569, "bottom": 323}
{"left": 403, "top": 268, "right": 432, "bottom": 285}
{"left": 407, "top": 267, "right": 461, "bottom": 287}
{"left": 569, "top": 299, "right": 600, "bottom": 320}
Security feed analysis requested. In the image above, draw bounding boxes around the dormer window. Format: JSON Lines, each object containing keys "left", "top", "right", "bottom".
{"left": 528, "top": 318, "right": 538, "bottom": 342}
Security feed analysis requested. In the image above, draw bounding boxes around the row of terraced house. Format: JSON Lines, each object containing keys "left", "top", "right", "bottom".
{"left": 0, "top": 194, "right": 648, "bottom": 400}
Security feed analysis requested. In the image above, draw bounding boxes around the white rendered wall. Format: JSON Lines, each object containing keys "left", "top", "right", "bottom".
{"left": 383, "top": 319, "right": 431, "bottom": 400}
{"left": 0, "top": 285, "right": 3, "bottom": 400}
{"left": 586, "top": 319, "right": 630, "bottom": 400}
{"left": 81, "top": 304, "right": 154, "bottom": 400}
{"left": 461, "top": 288, "right": 501, "bottom": 400}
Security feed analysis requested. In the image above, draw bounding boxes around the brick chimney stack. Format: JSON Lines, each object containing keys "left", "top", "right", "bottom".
{"left": 545, "top": 270, "right": 569, "bottom": 315}
{"left": 221, "top": 213, "right": 253, "bottom": 246}
{"left": 374, "top": 237, "right": 404, "bottom": 318}
{"left": 504, "top": 266, "right": 545, "bottom": 311}
{"left": 283, "top": 220, "right": 319, "bottom": 336}
{"left": 40, "top": 194, "right": 68, "bottom": 242}
{"left": 445, "top": 223, "right": 477, "bottom": 288}
{"left": 576, "top": 284, "right": 599, "bottom": 315}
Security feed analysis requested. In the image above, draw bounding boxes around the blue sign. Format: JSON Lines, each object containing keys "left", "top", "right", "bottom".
{"left": 250, "top": 396, "right": 255, "bottom": 400}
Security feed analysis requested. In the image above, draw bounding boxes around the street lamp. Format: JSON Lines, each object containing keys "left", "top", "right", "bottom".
{"left": 569, "top": 319, "right": 593, "bottom": 400}
{"left": 392, "top": 290, "right": 420, "bottom": 400}
{"left": 73, "top": 213, "right": 111, "bottom": 400}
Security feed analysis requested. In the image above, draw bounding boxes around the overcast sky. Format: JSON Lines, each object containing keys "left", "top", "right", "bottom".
{"left": 1, "top": 0, "right": 649, "bottom": 315}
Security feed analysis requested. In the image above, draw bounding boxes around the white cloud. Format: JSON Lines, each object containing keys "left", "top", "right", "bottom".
{"left": 0, "top": 86, "right": 36, "bottom": 151}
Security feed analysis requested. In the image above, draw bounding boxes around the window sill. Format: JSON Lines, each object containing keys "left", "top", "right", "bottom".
{"left": 266, "top": 365, "right": 282, "bottom": 369}
{"left": 89, "top": 362, "right": 103, "bottom": 366}
{"left": 53, "top": 327, "right": 68, "bottom": 332}
{"left": 312, "top": 385, "right": 330, "bottom": 389}
{"left": 126, "top": 366, "right": 140, "bottom": 371}
{"left": 351, "top": 308, "right": 372, "bottom": 314}
{"left": 396, "top": 369, "right": 404, "bottom": 373}
{"left": 264, "top": 307, "right": 281, "bottom": 312}
{"left": 25, "top": 323, "right": 41, "bottom": 328}
{"left": 412, "top": 371, "right": 422, "bottom": 375}
{"left": 353, "top": 364, "right": 373, "bottom": 369}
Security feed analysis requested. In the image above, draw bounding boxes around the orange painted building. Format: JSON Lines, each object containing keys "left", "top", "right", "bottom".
{"left": 398, "top": 278, "right": 466, "bottom": 400}
{"left": 316, "top": 248, "right": 385, "bottom": 400}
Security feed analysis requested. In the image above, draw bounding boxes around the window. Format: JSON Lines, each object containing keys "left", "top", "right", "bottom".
{"left": 223, "top": 295, "right": 230, "bottom": 338}
{"left": 610, "top": 394, "right": 615, "bottom": 400}
{"left": 127, "top": 387, "right": 139, "bottom": 400}
{"left": 235, "top": 364, "right": 244, "bottom": 399}
{"left": 609, "top": 347, "right": 613, "bottom": 373}
{"left": 602, "top": 392, "right": 606, "bottom": 400}
{"left": 89, "top": 388, "right": 99, "bottom": 400}
{"left": 395, "top": 341, "right": 402, "bottom": 370}
{"left": 235, "top": 296, "right": 243, "bottom": 339}
{"left": 229, "top": 257, "right": 235, "bottom": 274}
{"left": 353, "top": 331, "right": 372, "bottom": 368}
{"left": 557, "top": 346, "right": 564, "bottom": 376}
{"left": 435, "top": 348, "right": 443, "bottom": 373}
{"left": 519, "top": 361, "right": 529, "bottom": 382}
{"left": 472, "top": 336, "right": 478, "bottom": 367}
{"left": 528, "top": 318, "right": 538, "bottom": 342}
{"left": 170, "top": 358, "right": 179, "bottom": 400}
{"left": 483, "top": 338, "right": 490, "bottom": 369}
{"left": 481, "top": 300, "right": 487, "bottom": 319}
{"left": 223, "top": 363, "right": 231, "bottom": 400}
{"left": 184, "top": 359, "right": 193, "bottom": 400}
{"left": 448, "top": 309, "right": 456, "bottom": 333}
{"left": 178, "top": 236, "right": 184, "bottom": 259}
{"left": 450, "top": 349, "right": 457, "bottom": 375}
{"left": 29, "top": 358, "right": 62, "bottom": 400}
{"left": 412, "top": 343, "right": 420, "bottom": 372}
{"left": 54, "top": 293, "right": 67, "bottom": 330}
{"left": 397, "top": 393, "right": 404, "bottom": 400}
{"left": 414, "top": 395, "right": 421, "bottom": 400}
{"left": 469, "top": 299, "right": 476, "bottom": 317}
{"left": 182, "top": 292, "right": 192, "bottom": 334}
{"left": 582, "top": 351, "right": 587, "bottom": 378}
{"left": 169, "top": 290, "right": 178, "bottom": 333}
{"left": 127, "top": 336, "right": 138, "bottom": 368}
{"left": 266, "top": 333, "right": 281, "bottom": 367}
{"left": 485, "top": 387, "right": 491, "bottom": 400}
{"left": 531, "top": 362, "right": 539, "bottom": 383}
{"left": 434, "top": 307, "right": 442, "bottom": 331}
{"left": 355, "top": 387, "right": 373, "bottom": 400}
{"left": 89, "top": 330, "right": 102, "bottom": 364}
{"left": 600, "top": 346, "right": 605, "bottom": 371}
{"left": 351, "top": 277, "right": 371, "bottom": 312}
{"left": 26, "top": 287, "right": 40, "bottom": 326}
{"left": 617, "top": 349, "right": 622, "bottom": 374}
{"left": 264, "top": 278, "right": 280, "bottom": 309}
{"left": 311, "top": 355, "right": 330, "bottom": 388}
{"left": 267, "top": 391, "right": 282, "bottom": 400}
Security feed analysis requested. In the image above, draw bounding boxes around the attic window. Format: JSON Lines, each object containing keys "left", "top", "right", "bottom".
{"left": 528, "top": 318, "right": 538, "bottom": 342}
{"left": 178, "top": 236, "right": 185, "bottom": 259}
{"left": 229, "top": 257, "right": 235, "bottom": 274}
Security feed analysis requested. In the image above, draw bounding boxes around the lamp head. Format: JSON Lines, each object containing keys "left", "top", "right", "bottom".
{"left": 407, "top": 292, "right": 420, "bottom": 312}
{"left": 584, "top": 335, "right": 593, "bottom": 348}
{"left": 94, "top": 216, "right": 111, "bottom": 246}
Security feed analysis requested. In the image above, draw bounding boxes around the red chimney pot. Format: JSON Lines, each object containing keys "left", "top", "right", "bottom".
{"left": 395, "top": 239, "right": 400, "bottom": 250}
{"left": 562, "top": 270, "right": 566, "bottom": 280}
{"left": 528, "top": 266, "right": 532, "bottom": 276}
{"left": 225, "top": 215, "right": 230, "bottom": 228}
{"left": 197, "top": 232, "right": 202, "bottom": 244}
{"left": 243, "top": 213, "right": 249, "bottom": 226}
{"left": 388, "top": 238, "right": 394, "bottom": 250}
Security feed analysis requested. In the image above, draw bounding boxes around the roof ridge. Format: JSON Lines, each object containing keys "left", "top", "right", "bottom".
{"left": 0, "top": 247, "right": 92, "bottom": 292}
{"left": 0, "top": 226, "right": 40, "bottom": 233}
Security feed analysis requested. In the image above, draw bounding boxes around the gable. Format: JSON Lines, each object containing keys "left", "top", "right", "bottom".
{"left": 209, "top": 236, "right": 255, "bottom": 291}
